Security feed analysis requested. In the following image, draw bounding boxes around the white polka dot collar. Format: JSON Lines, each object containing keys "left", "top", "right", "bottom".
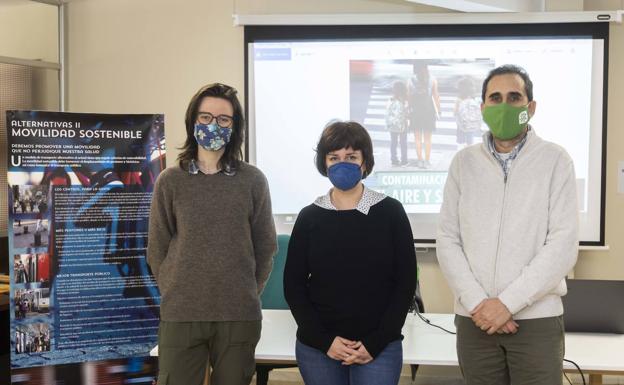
{"left": 314, "top": 186, "right": 386, "bottom": 215}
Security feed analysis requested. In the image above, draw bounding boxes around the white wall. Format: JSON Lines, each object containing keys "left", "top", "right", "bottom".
{"left": 0, "top": 1, "right": 58, "bottom": 62}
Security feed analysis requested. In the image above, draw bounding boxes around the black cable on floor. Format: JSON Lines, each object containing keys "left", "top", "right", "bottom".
{"left": 416, "top": 312, "right": 456, "bottom": 335}
{"left": 563, "top": 358, "right": 586, "bottom": 385}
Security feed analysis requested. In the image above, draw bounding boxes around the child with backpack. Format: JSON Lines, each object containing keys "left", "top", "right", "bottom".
{"left": 386, "top": 81, "right": 409, "bottom": 166}
{"left": 454, "top": 76, "right": 483, "bottom": 148}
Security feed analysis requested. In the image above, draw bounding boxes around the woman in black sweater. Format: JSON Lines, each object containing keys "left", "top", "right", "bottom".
{"left": 284, "top": 121, "right": 417, "bottom": 385}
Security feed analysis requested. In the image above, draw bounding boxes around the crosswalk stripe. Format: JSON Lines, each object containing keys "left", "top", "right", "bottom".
{"left": 364, "top": 118, "right": 388, "bottom": 126}
{"left": 440, "top": 102, "right": 454, "bottom": 109}
{"left": 367, "top": 131, "right": 460, "bottom": 148}
{"left": 364, "top": 118, "right": 459, "bottom": 130}
{"left": 366, "top": 108, "right": 387, "bottom": 115}
{"left": 440, "top": 111, "right": 454, "bottom": 118}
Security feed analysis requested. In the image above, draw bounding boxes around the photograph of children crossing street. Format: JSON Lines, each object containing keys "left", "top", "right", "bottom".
{"left": 350, "top": 58, "right": 494, "bottom": 172}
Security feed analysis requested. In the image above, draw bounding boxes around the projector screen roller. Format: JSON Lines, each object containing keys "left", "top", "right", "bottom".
{"left": 245, "top": 23, "right": 607, "bottom": 245}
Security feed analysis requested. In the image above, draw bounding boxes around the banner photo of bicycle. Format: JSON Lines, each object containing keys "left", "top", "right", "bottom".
{"left": 6, "top": 110, "right": 166, "bottom": 369}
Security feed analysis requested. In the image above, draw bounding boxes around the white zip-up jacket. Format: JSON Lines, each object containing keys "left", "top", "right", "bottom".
{"left": 437, "top": 129, "right": 579, "bottom": 319}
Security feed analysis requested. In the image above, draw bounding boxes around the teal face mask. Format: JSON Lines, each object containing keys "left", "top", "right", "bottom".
{"left": 482, "top": 103, "right": 530, "bottom": 140}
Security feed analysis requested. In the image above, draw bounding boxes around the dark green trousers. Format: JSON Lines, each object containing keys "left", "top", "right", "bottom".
{"left": 455, "top": 315, "right": 564, "bottom": 385}
{"left": 157, "top": 320, "right": 261, "bottom": 385}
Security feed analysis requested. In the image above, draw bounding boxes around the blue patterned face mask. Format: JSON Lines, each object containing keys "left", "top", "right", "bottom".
{"left": 194, "top": 123, "right": 232, "bottom": 151}
{"left": 327, "top": 162, "right": 362, "bottom": 191}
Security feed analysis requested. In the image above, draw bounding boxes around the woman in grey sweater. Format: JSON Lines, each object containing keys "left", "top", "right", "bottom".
{"left": 147, "top": 83, "right": 277, "bottom": 385}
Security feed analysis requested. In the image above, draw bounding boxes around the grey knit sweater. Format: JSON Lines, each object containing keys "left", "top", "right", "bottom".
{"left": 437, "top": 129, "right": 578, "bottom": 320}
{"left": 147, "top": 162, "right": 277, "bottom": 321}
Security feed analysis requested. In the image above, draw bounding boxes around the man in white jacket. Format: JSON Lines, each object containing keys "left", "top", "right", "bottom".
{"left": 437, "top": 64, "right": 579, "bottom": 385}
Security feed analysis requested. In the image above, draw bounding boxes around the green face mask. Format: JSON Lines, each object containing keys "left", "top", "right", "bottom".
{"left": 482, "top": 103, "right": 530, "bottom": 140}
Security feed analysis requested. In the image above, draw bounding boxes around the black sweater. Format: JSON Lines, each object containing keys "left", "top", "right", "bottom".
{"left": 283, "top": 197, "right": 417, "bottom": 358}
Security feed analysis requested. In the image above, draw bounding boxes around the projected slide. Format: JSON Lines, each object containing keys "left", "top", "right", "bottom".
{"left": 349, "top": 58, "right": 494, "bottom": 212}
{"left": 249, "top": 34, "right": 604, "bottom": 242}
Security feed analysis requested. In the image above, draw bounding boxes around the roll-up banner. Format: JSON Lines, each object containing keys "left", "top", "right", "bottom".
{"left": 6, "top": 111, "right": 165, "bottom": 376}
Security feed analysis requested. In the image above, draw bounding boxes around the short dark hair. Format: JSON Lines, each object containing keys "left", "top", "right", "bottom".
{"left": 481, "top": 64, "right": 533, "bottom": 102}
{"left": 177, "top": 83, "right": 244, "bottom": 171}
{"left": 315, "top": 121, "right": 375, "bottom": 178}
{"left": 392, "top": 80, "right": 407, "bottom": 100}
{"left": 457, "top": 76, "right": 475, "bottom": 99}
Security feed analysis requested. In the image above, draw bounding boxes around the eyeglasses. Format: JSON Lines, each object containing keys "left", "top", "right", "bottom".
{"left": 197, "top": 112, "right": 234, "bottom": 128}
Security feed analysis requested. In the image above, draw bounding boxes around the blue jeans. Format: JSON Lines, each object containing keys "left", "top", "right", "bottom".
{"left": 295, "top": 339, "right": 403, "bottom": 385}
